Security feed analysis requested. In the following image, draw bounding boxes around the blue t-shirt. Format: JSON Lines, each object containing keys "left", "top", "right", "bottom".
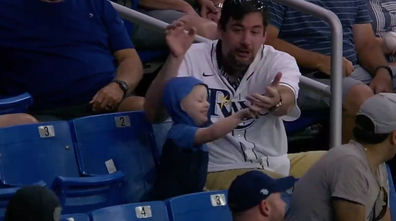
{"left": 0, "top": 0, "right": 134, "bottom": 110}
{"left": 153, "top": 124, "right": 209, "bottom": 200}
{"left": 266, "top": 0, "right": 372, "bottom": 65}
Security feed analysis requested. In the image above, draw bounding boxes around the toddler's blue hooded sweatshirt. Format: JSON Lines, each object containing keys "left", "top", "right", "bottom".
{"left": 153, "top": 77, "right": 211, "bottom": 200}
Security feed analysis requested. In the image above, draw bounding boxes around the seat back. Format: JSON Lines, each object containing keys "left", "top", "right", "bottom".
{"left": 166, "top": 191, "right": 232, "bottom": 221}
{"left": 0, "top": 93, "right": 33, "bottom": 115}
{"left": 0, "top": 121, "right": 79, "bottom": 186}
{"left": 61, "top": 213, "right": 90, "bottom": 221}
{"left": 386, "top": 164, "right": 396, "bottom": 220}
{"left": 91, "top": 201, "right": 169, "bottom": 221}
{"left": 152, "top": 121, "right": 172, "bottom": 158}
{"left": 71, "top": 111, "right": 158, "bottom": 203}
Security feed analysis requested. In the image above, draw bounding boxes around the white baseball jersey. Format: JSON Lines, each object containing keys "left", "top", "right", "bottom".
{"left": 177, "top": 40, "right": 301, "bottom": 176}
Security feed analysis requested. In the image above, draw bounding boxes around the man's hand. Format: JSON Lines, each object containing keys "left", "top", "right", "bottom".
{"left": 369, "top": 69, "right": 393, "bottom": 93}
{"left": 317, "top": 55, "right": 354, "bottom": 76}
{"left": 90, "top": 83, "right": 124, "bottom": 112}
{"left": 246, "top": 72, "right": 282, "bottom": 112}
{"left": 206, "top": 11, "right": 221, "bottom": 23}
{"left": 165, "top": 20, "right": 196, "bottom": 58}
{"left": 197, "top": 0, "right": 218, "bottom": 19}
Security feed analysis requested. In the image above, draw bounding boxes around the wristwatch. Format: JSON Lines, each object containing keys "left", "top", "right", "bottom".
{"left": 374, "top": 66, "right": 393, "bottom": 79}
{"left": 269, "top": 96, "right": 282, "bottom": 112}
{"left": 111, "top": 79, "right": 129, "bottom": 96}
{"left": 214, "top": 2, "right": 223, "bottom": 8}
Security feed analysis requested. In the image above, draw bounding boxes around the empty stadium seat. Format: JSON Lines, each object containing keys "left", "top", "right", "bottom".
{"left": 386, "top": 164, "right": 396, "bottom": 220}
{"left": 61, "top": 213, "right": 90, "bottom": 221}
{"left": 166, "top": 191, "right": 232, "bottom": 221}
{"left": 0, "top": 122, "right": 125, "bottom": 214}
{"left": 91, "top": 201, "right": 169, "bottom": 221}
{"left": 71, "top": 111, "right": 158, "bottom": 203}
{"left": 0, "top": 93, "right": 33, "bottom": 115}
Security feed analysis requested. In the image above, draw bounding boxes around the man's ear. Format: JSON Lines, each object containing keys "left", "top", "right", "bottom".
{"left": 390, "top": 131, "right": 396, "bottom": 146}
{"left": 258, "top": 200, "right": 270, "bottom": 217}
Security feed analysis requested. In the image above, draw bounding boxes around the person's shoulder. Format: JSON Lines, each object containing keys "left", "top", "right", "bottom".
{"left": 263, "top": 45, "right": 297, "bottom": 63}
{"left": 325, "top": 143, "right": 367, "bottom": 165}
{"left": 186, "top": 41, "right": 215, "bottom": 57}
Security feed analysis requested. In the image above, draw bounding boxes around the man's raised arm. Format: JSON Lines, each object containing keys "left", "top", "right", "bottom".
{"left": 144, "top": 21, "right": 196, "bottom": 123}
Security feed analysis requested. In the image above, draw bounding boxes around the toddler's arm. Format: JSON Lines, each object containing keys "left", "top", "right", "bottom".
{"left": 194, "top": 109, "right": 254, "bottom": 144}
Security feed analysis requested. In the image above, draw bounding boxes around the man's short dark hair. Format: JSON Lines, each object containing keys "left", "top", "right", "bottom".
{"left": 218, "top": 0, "right": 269, "bottom": 32}
{"left": 353, "top": 115, "right": 390, "bottom": 144}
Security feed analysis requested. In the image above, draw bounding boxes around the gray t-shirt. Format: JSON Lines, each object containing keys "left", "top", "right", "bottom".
{"left": 285, "top": 140, "right": 389, "bottom": 221}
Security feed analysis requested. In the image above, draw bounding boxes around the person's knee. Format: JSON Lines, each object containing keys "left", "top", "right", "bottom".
{"left": 118, "top": 96, "right": 145, "bottom": 112}
{"left": 0, "top": 113, "right": 39, "bottom": 128}
{"left": 344, "top": 84, "right": 373, "bottom": 115}
{"left": 179, "top": 15, "right": 217, "bottom": 40}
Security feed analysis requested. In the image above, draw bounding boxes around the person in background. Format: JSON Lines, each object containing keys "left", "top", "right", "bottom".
{"left": 4, "top": 185, "right": 61, "bottom": 221}
{"left": 265, "top": 0, "right": 395, "bottom": 143}
{"left": 368, "top": 0, "right": 396, "bottom": 65}
{"left": 228, "top": 171, "right": 296, "bottom": 221}
{"left": 285, "top": 93, "right": 396, "bottom": 221}
{"left": 0, "top": 114, "right": 38, "bottom": 128}
{"left": 0, "top": 0, "right": 144, "bottom": 122}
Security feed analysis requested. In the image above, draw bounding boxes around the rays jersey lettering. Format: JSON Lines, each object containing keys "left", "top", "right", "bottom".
{"left": 208, "top": 88, "right": 255, "bottom": 130}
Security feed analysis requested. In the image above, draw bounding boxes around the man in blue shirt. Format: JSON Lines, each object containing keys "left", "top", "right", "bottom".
{"left": 265, "top": 0, "right": 396, "bottom": 143}
{"left": 0, "top": 0, "right": 144, "bottom": 121}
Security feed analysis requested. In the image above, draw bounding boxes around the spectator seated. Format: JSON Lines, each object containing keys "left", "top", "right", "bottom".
{"left": 70, "top": 111, "right": 158, "bottom": 203}
{"left": 0, "top": 93, "right": 33, "bottom": 115}
{"left": 90, "top": 201, "right": 169, "bottom": 221}
{"left": 165, "top": 191, "right": 231, "bottom": 221}
{"left": 0, "top": 121, "right": 125, "bottom": 214}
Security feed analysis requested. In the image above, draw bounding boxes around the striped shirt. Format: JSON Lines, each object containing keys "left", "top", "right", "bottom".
{"left": 368, "top": 0, "right": 396, "bottom": 62}
{"left": 266, "top": 0, "right": 372, "bottom": 65}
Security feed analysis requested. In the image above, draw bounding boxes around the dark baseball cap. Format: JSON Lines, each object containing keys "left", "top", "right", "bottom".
{"left": 228, "top": 171, "right": 296, "bottom": 214}
{"left": 4, "top": 185, "right": 61, "bottom": 221}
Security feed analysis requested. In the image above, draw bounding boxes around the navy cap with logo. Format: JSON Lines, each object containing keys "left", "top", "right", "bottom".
{"left": 228, "top": 171, "right": 296, "bottom": 214}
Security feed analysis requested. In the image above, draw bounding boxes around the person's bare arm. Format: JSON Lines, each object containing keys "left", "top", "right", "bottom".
{"left": 114, "top": 49, "right": 144, "bottom": 92}
{"left": 271, "top": 85, "right": 295, "bottom": 116}
{"left": 333, "top": 199, "right": 366, "bottom": 221}
{"left": 353, "top": 24, "right": 389, "bottom": 76}
{"left": 194, "top": 110, "right": 248, "bottom": 144}
{"left": 145, "top": 56, "right": 184, "bottom": 122}
{"left": 138, "top": 0, "right": 194, "bottom": 13}
{"left": 266, "top": 26, "right": 324, "bottom": 70}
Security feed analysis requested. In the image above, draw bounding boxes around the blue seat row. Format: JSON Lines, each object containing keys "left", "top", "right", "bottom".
{"left": 0, "top": 111, "right": 159, "bottom": 215}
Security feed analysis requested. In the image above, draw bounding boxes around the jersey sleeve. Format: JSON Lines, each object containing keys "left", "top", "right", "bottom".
{"left": 101, "top": 0, "right": 135, "bottom": 52}
{"left": 330, "top": 156, "right": 369, "bottom": 205}
{"left": 270, "top": 53, "right": 301, "bottom": 121}
{"left": 177, "top": 51, "right": 194, "bottom": 77}
{"left": 167, "top": 124, "right": 199, "bottom": 149}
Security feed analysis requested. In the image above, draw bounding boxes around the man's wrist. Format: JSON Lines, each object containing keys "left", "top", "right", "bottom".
{"left": 374, "top": 66, "right": 393, "bottom": 79}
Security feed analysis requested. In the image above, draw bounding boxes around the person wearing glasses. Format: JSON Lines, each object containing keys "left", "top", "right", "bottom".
{"left": 285, "top": 93, "right": 395, "bottom": 221}
{"left": 145, "top": 0, "right": 326, "bottom": 190}
{"left": 265, "top": 0, "right": 395, "bottom": 144}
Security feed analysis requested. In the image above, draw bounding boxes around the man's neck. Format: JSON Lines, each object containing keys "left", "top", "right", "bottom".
{"left": 223, "top": 62, "right": 248, "bottom": 80}
{"left": 363, "top": 144, "right": 387, "bottom": 173}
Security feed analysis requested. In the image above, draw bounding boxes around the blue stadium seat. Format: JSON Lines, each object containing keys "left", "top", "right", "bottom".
{"left": 386, "top": 164, "right": 396, "bottom": 220}
{"left": 166, "top": 191, "right": 232, "bottom": 221}
{"left": 0, "top": 122, "right": 125, "bottom": 214}
{"left": 71, "top": 111, "right": 158, "bottom": 203}
{"left": 90, "top": 201, "right": 169, "bottom": 221}
{"left": 152, "top": 121, "right": 172, "bottom": 158}
{"left": 0, "top": 93, "right": 33, "bottom": 115}
{"left": 61, "top": 213, "right": 90, "bottom": 221}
